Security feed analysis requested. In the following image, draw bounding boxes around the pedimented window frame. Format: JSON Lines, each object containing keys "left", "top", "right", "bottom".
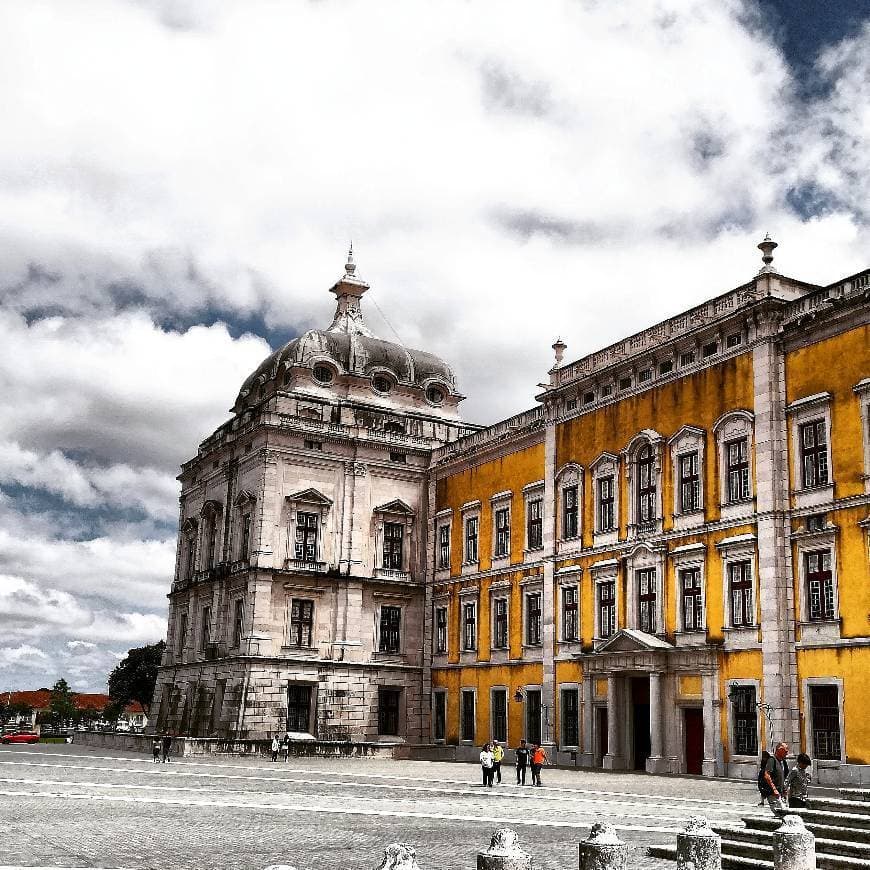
{"left": 668, "top": 425, "right": 706, "bottom": 531}
{"left": 591, "top": 452, "right": 620, "bottom": 548}
{"left": 713, "top": 409, "right": 755, "bottom": 521}
{"left": 623, "top": 430, "right": 664, "bottom": 538}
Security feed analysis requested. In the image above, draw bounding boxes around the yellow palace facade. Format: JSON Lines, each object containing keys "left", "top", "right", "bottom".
{"left": 424, "top": 239, "right": 870, "bottom": 784}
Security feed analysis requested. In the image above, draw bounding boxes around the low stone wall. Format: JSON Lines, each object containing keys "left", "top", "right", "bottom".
{"left": 72, "top": 730, "right": 400, "bottom": 759}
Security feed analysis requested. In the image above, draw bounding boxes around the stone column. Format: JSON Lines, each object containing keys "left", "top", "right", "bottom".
{"left": 603, "top": 675, "right": 623, "bottom": 769}
{"left": 701, "top": 673, "right": 719, "bottom": 777}
{"left": 477, "top": 828, "right": 532, "bottom": 870}
{"left": 578, "top": 822, "right": 627, "bottom": 870}
{"left": 376, "top": 844, "right": 422, "bottom": 870}
{"left": 581, "top": 673, "right": 594, "bottom": 766}
{"left": 676, "top": 817, "right": 721, "bottom": 870}
{"left": 646, "top": 671, "right": 667, "bottom": 773}
{"left": 773, "top": 815, "right": 815, "bottom": 870}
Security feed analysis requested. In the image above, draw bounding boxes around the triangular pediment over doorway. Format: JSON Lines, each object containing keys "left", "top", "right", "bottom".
{"left": 596, "top": 628, "right": 674, "bottom": 653}
{"left": 373, "top": 498, "right": 415, "bottom": 516}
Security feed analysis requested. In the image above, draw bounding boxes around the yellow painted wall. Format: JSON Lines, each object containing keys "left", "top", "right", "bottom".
{"left": 718, "top": 650, "right": 764, "bottom": 756}
{"left": 785, "top": 324, "right": 869, "bottom": 499}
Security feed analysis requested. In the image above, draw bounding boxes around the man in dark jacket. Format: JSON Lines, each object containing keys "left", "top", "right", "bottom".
{"left": 763, "top": 742, "right": 790, "bottom": 815}
{"left": 515, "top": 739, "right": 530, "bottom": 785}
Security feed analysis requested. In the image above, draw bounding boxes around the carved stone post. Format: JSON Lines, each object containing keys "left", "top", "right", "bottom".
{"left": 773, "top": 815, "right": 816, "bottom": 870}
{"left": 578, "top": 822, "right": 627, "bottom": 870}
{"left": 376, "top": 844, "right": 422, "bottom": 870}
{"left": 676, "top": 817, "right": 721, "bottom": 870}
{"left": 477, "top": 828, "right": 532, "bottom": 870}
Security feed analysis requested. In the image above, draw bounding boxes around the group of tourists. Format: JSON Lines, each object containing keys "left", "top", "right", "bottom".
{"left": 479, "top": 739, "right": 548, "bottom": 787}
{"left": 270, "top": 733, "right": 293, "bottom": 761}
{"left": 757, "top": 742, "right": 813, "bottom": 814}
{"left": 151, "top": 734, "right": 173, "bottom": 763}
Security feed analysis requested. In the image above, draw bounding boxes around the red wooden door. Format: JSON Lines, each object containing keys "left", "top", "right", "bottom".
{"left": 684, "top": 708, "right": 704, "bottom": 775}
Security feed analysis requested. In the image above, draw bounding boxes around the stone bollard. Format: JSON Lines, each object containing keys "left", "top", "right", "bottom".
{"left": 773, "top": 815, "right": 816, "bottom": 870}
{"left": 578, "top": 822, "right": 627, "bottom": 870}
{"left": 676, "top": 817, "right": 721, "bottom": 870}
{"left": 477, "top": 828, "right": 532, "bottom": 870}
{"left": 376, "top": 843, "right": 422, "bottom": 870}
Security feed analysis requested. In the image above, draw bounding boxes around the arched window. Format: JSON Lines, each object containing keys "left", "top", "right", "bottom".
{"left": 637, "top": 444, "right": 656, "bottom": 527}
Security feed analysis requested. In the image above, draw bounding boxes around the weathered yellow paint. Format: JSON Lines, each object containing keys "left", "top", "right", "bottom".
{"left": 679, "top": 675, "right": 703, "bottom": 697}
{"left": 719, "top": 650, "right": 763, "bottom": 756}
{"left": 595, "top": 678, "right": 608, "bottom": 698}
{"left": 785, "top": 324, "right": 869, "bottom": 500}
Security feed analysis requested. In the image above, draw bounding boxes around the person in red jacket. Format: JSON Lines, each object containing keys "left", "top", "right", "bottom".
{"left": 530, "top": 743, "right": 548, "bottom": 787}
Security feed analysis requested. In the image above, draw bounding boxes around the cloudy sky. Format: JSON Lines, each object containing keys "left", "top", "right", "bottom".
{"left": 1, "top": 0, "right": 869, "bottom": 694}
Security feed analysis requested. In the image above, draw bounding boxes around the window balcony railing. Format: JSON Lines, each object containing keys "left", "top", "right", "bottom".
{"left": 285, "top": 558, "right": 328, "bottom": 573}
{"left": 374, "top": 567, "right": 412, "bottom": 582}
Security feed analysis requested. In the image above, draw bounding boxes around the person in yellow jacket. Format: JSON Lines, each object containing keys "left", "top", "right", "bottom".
{"left": 491, "top": 741, "right": 504, "bottom": 784}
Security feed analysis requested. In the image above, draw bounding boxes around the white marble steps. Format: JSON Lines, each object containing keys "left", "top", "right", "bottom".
{"left": 717, "top": 826, "right": 870, "bottom": 859}
{"left": 841, "top": 790, "right": 870, "bottom": 803}
{"left": 647, "top": 843, "right": 770, "bottom": 870}
{"left": 743, "top": 812, "right": 870, "bottom": 843}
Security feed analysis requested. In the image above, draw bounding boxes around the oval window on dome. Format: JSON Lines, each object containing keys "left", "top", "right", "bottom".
{"left": 372, "top": 375, "right": 392, "bottom": 394}
{"left": 426, "top": 386, "right": 445, "bottom": 405}
{"left": 313, "top": 365, "right": 334, "bottom": 384}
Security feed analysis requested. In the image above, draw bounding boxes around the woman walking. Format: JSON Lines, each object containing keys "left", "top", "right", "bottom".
{"left": 530, "top": 743, "right": 548, "bottom": 787}
{"left": 479, "top": 742, "right": 495, "bottom": 787}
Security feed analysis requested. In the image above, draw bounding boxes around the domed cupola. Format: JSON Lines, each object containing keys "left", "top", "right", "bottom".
{"left": 234, "top": 249, "right": 462, "bottom": 418}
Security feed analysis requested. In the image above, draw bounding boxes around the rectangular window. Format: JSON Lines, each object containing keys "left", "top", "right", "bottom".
{"left": 680, "top": 350, "right": 696, "bottom": 367}
{"left": 435, "top": 606, "right": 448, "bottom": 654}
{"left": 680, "top": 568, "right": 703, "bottom": 631}
{"left": 526, "top": 592, "right": 542, "bottom": 645}
{"left": 637, "top": 445, "right": 656, "bottom": 526}
{"left": 289, "top": 598, "right": 314, "bottom": 647}
{"left": 800, "top": 420, "right": 829, "bottom": 488}
{"left": 598, "top": 580, "right": 616, "bottom": 638}
{"left": 492, "top": 598, "right": 508, "bottom": 649}
{"left": 726, "top": 332, "right": 742, "bottom": 348}
{"left": 232, "top": 599, "right": 244, "bottom": 648}
{"left": 598, "top": 476, "right": 615, "bottom": 532}
{"left": 465, "top": 516, "right": 479, "bottom": 563}
{"left": 583, "top": 391, "right": 595, "bottom": 405}
{"left": 378, "top": 688, "right": 401, "bottom": 736}
{"left": 679, "top": 452, "right": 700, "bottom": 513}
{"left": 566, "top": 398, "right": 577, "bottom": 411}
{"left": 562, "top": 586, "right": 578, "bottom": 641}
{"left": 303, "top": 439, "right": 322, "bottom": 451}
{"left": 287, "top": 684, "right": 311, "bottom": 733}
{"left": 729, "top": 561, "right": 754, "bottom": 627}
{"left": 810, "top": 685, "right": 841, "bottom": 760}
{"left": 732, "top": 685, "right": 758, "bottom": 755}
{"left": 240, "top": 514, "right": 251, "bottom": 561}
{"left": 637, "top": 568, "right": 657, "bottom": 633}
{"left": 639, "top": 368, "right": 653, "bottom": 383}
{"left": 433, "top": 692, "right": 446, "bottom": 741}
{"left": 200, "top": 606, "right": 211, "bottom": 652}
{"left": 438, "top": 524, "right": 450, "bottom": 569}
{"left": 185, "top": 538, "right": 196, "bottom": 580}
{"left": 462, "top": 601, "right": 477, "bottom": 651}
{"left": 206, "top": 519, "right": 218, "bottom": 568}
{"left": 382, "top": 522, "right": 404, "bottom": 571}
{"left": 562, "top": 485, "right": 579, "bottom": 539}
{"left": 177, "top": 611, "right": 188, "bottom": 654}
{"left": 494, "top": 507, "right": 510, "bottom": 557}
{"left": 726, "top": 438, "right": 750, "bottom": 502}
{"left": 294, "top": 512, "right": 319, "bottom": 563}
{"left": 806, "top": 549, "right": 835, "bottom": 620}
{"left": 492, "top": 689, "right": 507, "bottom": 743}
{"left": 618, "top": 376, "right": 632, "bottom": 390}
{"left": 527, "top": 498, "right": 543, "bottom": 549}
{"left": 379, "top": 605, "right": 401, "bottom": 653}
{"left": 702, "top": 341, "right": 718, "bottom": 358}
{"left": 562, "top": 688, "right": 579, "bottom": 746}
{"left": 659, "top": 360, "right": 674, "bottom": 376}
{"left": 389, "top": 451, "right": 407, "bottom": 463}
{"left": 460, "top": 690, "right": 475, "bottom": 742}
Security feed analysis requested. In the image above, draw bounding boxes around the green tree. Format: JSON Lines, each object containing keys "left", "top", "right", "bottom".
{"left": 108, "top": 641, "right": 165, "bottom": 715}
{"left": 48, "top": 679, "right": 77, "bottom": 728}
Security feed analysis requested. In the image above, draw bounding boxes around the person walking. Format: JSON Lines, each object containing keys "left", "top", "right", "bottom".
{"left": 161, "top": 733, "right": 172, "bottom": 763}
{"left": 491, "top": 741, "right": 504, "bottom": 784}
{"left": 785, "top": 753, "right": 813, "bottom": 809}
{"left": 270, "top": 735, "right": 280, "bottom": 762}
{"left": 151, "top": 737, "right": 161, "bottom": 763}
{"left": 530, "top": 743, "right": 548, "bottom": 787}
{"left": 757, "top": 750, "right": 772, "bottom": 806}
{"left": 515, "top": 739, "right": 530, "bottom": 785}
{"left": 281, "top": 732, "right": 291, "bottom": 762}
{"left": 479, "top": 742, "right": 495, "bottom": 787}
{"left": 762, "top": 742, "right": 790, "bottom": 815}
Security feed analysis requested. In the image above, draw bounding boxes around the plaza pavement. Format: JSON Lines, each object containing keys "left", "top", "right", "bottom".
{"left": 0, "top": 743, "right": 768, "bottom": 870}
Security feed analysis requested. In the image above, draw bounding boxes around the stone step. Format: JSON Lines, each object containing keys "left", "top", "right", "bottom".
{"left": 841, "top": 789, "right": 870, "bottom": 804}
{"left": 810, "top": 797, "right": 870, "bottom": 816}
{"left": 742, "top": 815, "right": 870, "bottom": 844}
{"left": 743, "top": 809, "right": 870, "bottom": 833}
{"left": 713, "top": 826, "right": 870, "bottom": 859}
{"left": 647, "top": 844, "right": 771, "bottom": 870}
{"left": 650, "top": 839, "right": 870, "bottom": 870}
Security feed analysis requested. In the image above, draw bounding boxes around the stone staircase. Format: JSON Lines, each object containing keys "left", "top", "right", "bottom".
{"left": 648, "top": 788, "right": 870, "bottom": 869}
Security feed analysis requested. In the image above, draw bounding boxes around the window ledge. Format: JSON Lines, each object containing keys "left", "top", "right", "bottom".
{"left": 491, "top": 554, "right": 511, "bottom": 569}
{"left": 593, "top": 530, "right": 619, "bottom": 548}
{"left": 720, "top": 499, "right": 755, "bottom": 522}
{"left": 675, "top": 630, "right": 707, "bottom": 647}
{"left": 672, "top": 510, "right": 705, "bottom": 532}
{"left": 793, "top": 483, "right": 834, "bottom": 510}
{"left": 798, "top": 618, "right": 841, "bottom": 645}
{"left": 372, "top": 652, "right": 407, "bottom": 663}
{"left": 722, "top": 626, "right": 760, "bottom": 650}
{"left": 461, "top": 560, "right": 480, "bottom": 577}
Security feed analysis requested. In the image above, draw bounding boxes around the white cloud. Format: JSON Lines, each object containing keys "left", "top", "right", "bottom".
{"left": 0, "top": 644, "right": 50, "bottom": 670}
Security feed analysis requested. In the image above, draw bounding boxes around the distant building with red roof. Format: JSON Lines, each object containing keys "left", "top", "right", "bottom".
{"left": 2, "top": 690, "right": 146, "bottom": 731}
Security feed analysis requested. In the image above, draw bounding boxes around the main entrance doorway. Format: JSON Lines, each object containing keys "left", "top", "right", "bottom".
{"left": 631, "top": 677, "right": 650, "bottom": 771}
{"left": 596, "top": 707, "right": 608, "bottom": 765}
{"left": 684, "top": 708, "right": 704, "bottom": 774}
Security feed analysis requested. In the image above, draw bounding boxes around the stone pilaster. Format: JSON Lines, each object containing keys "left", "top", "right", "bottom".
{"left": 646, "top": 670, "right": 668, "bottom": 773}
{"left": 603, "top": 674, "right": 624, "bottom": 769}
{"left": 752, "top": 306, "right": 800, "bottom": 750}
{"left": 420, "top": 474, "right": 438, "bottom": 742}
{"left": 541, "top": 413, "right": 557, "bottom": 748}
{"left": 581, "top": 672, "right": 594, "bottom": 766}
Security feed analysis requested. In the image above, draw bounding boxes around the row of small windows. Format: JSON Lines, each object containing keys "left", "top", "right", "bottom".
{"left": 571, "top": 333, "right": 743, "bottom": 408}
{"left": 434, "top": 544, "right": 837, "bottom": 654}
{"left": 308, "top": 363, "right": 446, "bottom": 405}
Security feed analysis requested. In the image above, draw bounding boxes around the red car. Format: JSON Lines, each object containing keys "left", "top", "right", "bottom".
{"left": 1, "top": 732, "right": 39, "bottom": 744}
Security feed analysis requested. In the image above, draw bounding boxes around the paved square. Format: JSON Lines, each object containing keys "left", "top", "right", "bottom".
{"left": 0, "top": 744, "right": 761, "bottom": 870}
